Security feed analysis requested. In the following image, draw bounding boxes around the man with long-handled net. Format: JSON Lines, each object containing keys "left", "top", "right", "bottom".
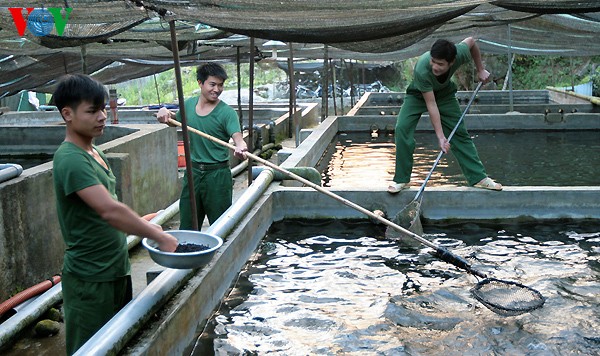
{"left": 388, "top": 37, "right": 502, "bottom": 194}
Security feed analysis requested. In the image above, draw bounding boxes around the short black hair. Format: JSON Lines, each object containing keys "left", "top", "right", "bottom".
{"left": 430, "top": 39, "right": 457, "bottom": 63}
{"left": 53, "top": 74, "right": 107, "bottom": 112}
{"left": 196, "top": 63, "right": 228, "bottom": 82}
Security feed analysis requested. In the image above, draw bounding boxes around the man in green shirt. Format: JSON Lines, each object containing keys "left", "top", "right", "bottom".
{"left": 389, "top": 37, "right": 502, "bottom": 193}
{"left": 52, "top": 74, "right": 178, "bottom": 355}
{"left": 157, "top": 63, "right": 248, "bottom": 228}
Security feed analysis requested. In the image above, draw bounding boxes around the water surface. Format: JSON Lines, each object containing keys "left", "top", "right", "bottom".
{"left": 196, "top": 219, "right": 600, "bottom": 355}
{"left": 319, "top": 131, "right": 600, "bottom": 188}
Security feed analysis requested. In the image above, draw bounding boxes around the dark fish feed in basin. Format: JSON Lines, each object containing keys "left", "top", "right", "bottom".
{"left": 174, "top": 243, "right": 210, "bottom": 253}
{"left": 142, "top": 230, "right": 223, "bottom": 269}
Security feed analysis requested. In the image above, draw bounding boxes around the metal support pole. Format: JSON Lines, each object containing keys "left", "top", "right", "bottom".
{"left": 322, "top": 45, "right": 329, "bottom": 121}
{"left": 80, "top": 44, "right": 87, "bottom": 74}
{"left": 248, "top": 38, "right": 255, "bottom": 186}
{"left": 347, "top": 59, "right": 355, "bottom": 107}
{"left": 169, "top": 19, "right": 198, "bottom": 230}
{"left": 339, "top": 59, "right": 345, "bottom": 115}
{"left": 236, "top": 46, "right": 243, "bottom": 129}
{"left": 507, "top": 24, "right": 514, "bottom": 112}
{"left": 288, "top": 43, "right": 296, "bottom": 141}
{"left": 570, "top": 57, "right": 575, "bottom": 91}
{"left": 330, "top": 58, "right": 337, "bottom": 115}
{"left": 153, "top": 74, "right": 161, "bottom": 105}
{"left": 362, "top": 61, "right": 366, "bottom": 96}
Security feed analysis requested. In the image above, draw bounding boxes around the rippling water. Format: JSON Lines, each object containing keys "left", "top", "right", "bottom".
{"left": 319, "top": 131, "right": 600, "bottom": 188}
{"left": 197, "top": 219, "right": 600, "bottom": 355}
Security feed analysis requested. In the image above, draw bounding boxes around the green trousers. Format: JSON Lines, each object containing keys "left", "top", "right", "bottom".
{"left": 393, "top": 94, "right": 487, "bottom": 186}
{"left": 179, "top": 166, "right": 232, "bottom": 229}
{"left": 62, "top": 273, "right": 132, "bottom": 355}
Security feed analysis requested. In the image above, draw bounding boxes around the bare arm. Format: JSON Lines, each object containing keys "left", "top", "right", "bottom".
{"left": 231, "top": 132, "right": 248, "bottom": 159}
{"left": 156, "top": 107, "right": 177, "bottom": 126}
{"left": 462, "top": 37, "right": 490, "bottom": 83}
{"left": 423, "top": 91, "right": 450, "bottom": 153}
{"left": 77, "top": 184, "right": 178, "bottom": 252}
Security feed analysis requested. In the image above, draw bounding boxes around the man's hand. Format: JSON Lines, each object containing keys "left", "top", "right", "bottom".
{"left": 234, "top": 146, "right": 248, "bottom": 160}
{"left": 478, "top": 69, "right": 491, "bottom": 84}
{"left": 156, "top": 107, "right": 172, "bottom": 124}
{"left": 156, "top": 232, "right": 178, "bottom": 252}
{"left": 231, "top": 132, "right": 248, "bottom": 160}
{"left": 438, "top": 136, "right": 450, "bottom": 153}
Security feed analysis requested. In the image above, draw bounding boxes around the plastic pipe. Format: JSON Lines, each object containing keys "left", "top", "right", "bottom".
{"left": 0, "top": 164, "right": 23, "bottom": 183}
{"left": 0, "top": 284, "right": 63, "bottom": 348}
{"left": 126, "top": 201, "right": 180, "bottom": 248}
{"left": 231, "top": 143, "right": 276, "bottom": 177}
{"left": 0, "top": 275, "right": 61, "bottom": 320}
{"left": 546, "top": 86, "right": 600, "bottom": 105}
{"left": 74, "top": 169, "right": 275, "bottom": 355}
{"left": 251, "top": 166, "right": 321, "bottom": 185}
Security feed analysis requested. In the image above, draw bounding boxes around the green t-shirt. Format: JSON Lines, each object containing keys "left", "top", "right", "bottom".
{"left": 406, "top": 41, "right": 472, "bottom": 99}
{"left": 176, "top": 98, "right": 241, "bottom": 164}
{"left": 53, "top": 142, "right": 130, "bottom": 281}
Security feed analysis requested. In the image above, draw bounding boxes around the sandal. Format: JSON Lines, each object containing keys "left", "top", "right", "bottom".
{"left": 473, "top": 177, "right": 503, "bottom": 191}
{"left": 387, "top": 182, "right": 408, "bottom": 194}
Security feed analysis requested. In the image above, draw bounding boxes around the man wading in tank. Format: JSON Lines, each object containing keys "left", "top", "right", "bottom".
{"left": 388, "top": 37, "right": 502, "bottom": 194}
{"left": 156, "top": 63, "right": 248, "bottom": 228}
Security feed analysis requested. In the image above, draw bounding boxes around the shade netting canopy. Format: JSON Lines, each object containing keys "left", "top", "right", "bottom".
{"left": 0, "top": 0, "right": 599, "bottom": 97}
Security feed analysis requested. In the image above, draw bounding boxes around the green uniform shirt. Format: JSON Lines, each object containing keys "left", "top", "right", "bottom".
{"left": 407, "top": 41, "right": 471, "bottom": 99}
{"left": 53, "top": 142, "right": 130, "bottom": 282}
{"left": 176, "top": 98, "right": 241, "bottom": 163}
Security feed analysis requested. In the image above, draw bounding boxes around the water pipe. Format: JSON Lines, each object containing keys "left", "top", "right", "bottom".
{"left": 126, "top": 200, "right": 181, "bottom": 248}
{"left": 231, "top": 143, "right": 276, "bottom": 177}
{"left": 0, "top": 284, "right": 63, "bottom": 348}
{"left": 74, "top": 169, "right": 276, "bottom": 355}
{"left": 0, "top": 164, "right": 23, "bottom": 183}
{"left": 546, "top": 86, "right": 600, "bottom": 105}
{"left": 251, "top": 166, "right": 321, "bottom": 185}
{"left": 0, "top": 275, "right": 61, "bottom": 321}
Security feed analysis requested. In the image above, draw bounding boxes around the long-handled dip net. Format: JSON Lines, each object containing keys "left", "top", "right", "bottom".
{"left": 169, "top": 119, "right": 546, "bottom": 317}
{"left": 388, "top": 82, "right": 483, "bottom": 240}
{"left": 434, "top": 248, "right": 545, "bottom": 316}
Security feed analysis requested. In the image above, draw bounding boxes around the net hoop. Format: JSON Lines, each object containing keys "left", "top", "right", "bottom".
{"left": 471, "top": 277, "right": 545, "bottom": 316}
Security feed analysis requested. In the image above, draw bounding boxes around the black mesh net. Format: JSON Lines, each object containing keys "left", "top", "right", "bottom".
{"left": 471, "top": 277, "right": 546, "bottom": 316}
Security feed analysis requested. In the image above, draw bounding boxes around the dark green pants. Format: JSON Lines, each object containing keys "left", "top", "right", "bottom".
{"left": 179, "top": 166, "right": 232, "bottom": 229}
{"left": 393, "top": 94, "right": 487, "bottom": 186}
{"left": 62, "top": 273, "right": 132, "bottom": 355}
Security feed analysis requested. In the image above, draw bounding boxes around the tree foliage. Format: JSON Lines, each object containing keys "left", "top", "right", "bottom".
{"left": 113, "top": 55, "right": 599, "bottom": 105}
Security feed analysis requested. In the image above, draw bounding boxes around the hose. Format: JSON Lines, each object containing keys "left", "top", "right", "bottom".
{"left": 0, "top": 275, "right": 62, "bottom": 320}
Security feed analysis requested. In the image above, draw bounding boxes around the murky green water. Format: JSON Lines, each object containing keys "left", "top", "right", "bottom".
{"left": 320, "top": 131, "right": 600, "bottom": 188}
{"left": 197, "top": 219, "right": 600, "bottom": 355}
